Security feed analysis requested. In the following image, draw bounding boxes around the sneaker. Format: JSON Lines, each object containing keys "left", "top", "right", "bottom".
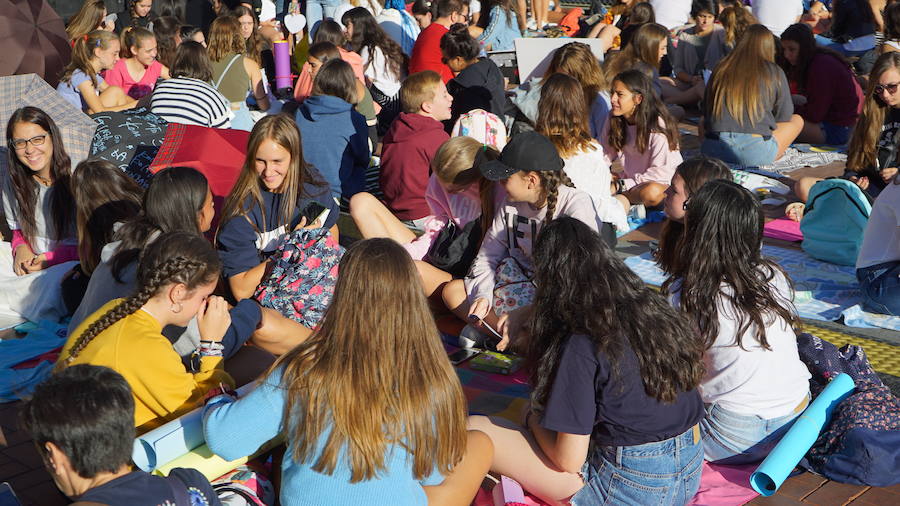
{"left": 526, "top": 17, "right": 537, "bottom": 30}
{"left": 458, "top": 324, "right": 485, "bottom": 349}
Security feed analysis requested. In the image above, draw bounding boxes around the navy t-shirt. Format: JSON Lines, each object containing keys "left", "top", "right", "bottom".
{"left": 77, "top": 469, "right": 221, "bottom": 506}
{"left": 217, "top": 182, "right": 338, "bottom": 279}
{"left": 541, "top": 334, "right": 704, "bottom": 447}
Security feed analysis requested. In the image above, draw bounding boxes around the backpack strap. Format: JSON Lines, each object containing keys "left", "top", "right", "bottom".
{"left": 165, "top": 472, "right": 193, "bottom": 506}
{"left": 213, "top": 54, "right": 243, "bottom": 90}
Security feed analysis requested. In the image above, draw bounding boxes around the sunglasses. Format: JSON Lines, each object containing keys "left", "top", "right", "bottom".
{"left": 9, "top": 134, "right": 47, "bottom": 151}
{"left": 874, "top": 82, "right": 900, "bottom": 95}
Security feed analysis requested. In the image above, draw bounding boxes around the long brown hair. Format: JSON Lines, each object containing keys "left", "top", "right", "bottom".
{"left": 58, "top": 232, "right": 222, "bottom": 370}
{"left": 273, "top": 238, "right": 467, "bottom": 481}
{"left": 603, "top": 23, "right": 668, "bottom": 81}
{"left": 544, "top": 42, "right": 609, "bottom": 113}
{"left": 718, "top": 5, "right": 757, "bottom": 47}
{"left": 847, "top": 52, "right": 900, "bottom": 171}
{"left": 220, "top": 115, "right": 321, "bottom": 235}
{"left": 432, "top": 136, "right": 500, "bottom": 240}
{"left": 4, "top": 107, "right": 75, "bottom": 249}
{"left": 60, "top": 30, "right": 119, "bottom": 89}
{"left": 72, "top": 159, "right": 144, "bottom": 274}
{"left": 536, "top": 73, "right": 595, "bottom": 158}
{"left": 207, "top": 15, "right": 246, "bottom": 62}
{"left": 65, "top": 0, "right": 106, "bottom": 42}
{"left": 606, "top": 70, "right": 680, "bottom": 154}
{"left": 707, "top": 24, "right": 780, "bottom": 127}
{"left": 233, "top": 5, "right": 265, "bottom": 65}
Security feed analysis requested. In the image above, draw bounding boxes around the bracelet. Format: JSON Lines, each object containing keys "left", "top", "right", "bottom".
{"left": 198, "top": 340, "right": 225, "bottom": 357}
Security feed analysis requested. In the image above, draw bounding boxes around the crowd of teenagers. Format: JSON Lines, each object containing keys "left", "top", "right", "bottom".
{"left": 5, "top": 0, "right": 900, "bottom": 504}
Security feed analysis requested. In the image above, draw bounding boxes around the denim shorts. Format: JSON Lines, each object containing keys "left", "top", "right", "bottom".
{"left": 856, "top": 261, "right": 900, "bottom": 316}
{"left": 571, "top": 425, "right": 703, "bottom": 506}
{"left": 700, "top": 394, "right": 809, "bottom": 465}
{"left": 822, "top": 121, "right": 851, "bottom": 146}
{"left": 701, "top": 132, "right": 778, "bottom": 168}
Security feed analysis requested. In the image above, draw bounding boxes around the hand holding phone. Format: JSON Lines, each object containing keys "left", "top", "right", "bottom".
{"left": 467, "top": 314, "right": 505, "bottom": 350}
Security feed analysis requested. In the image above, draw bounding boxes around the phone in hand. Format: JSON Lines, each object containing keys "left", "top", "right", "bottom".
{"left": 468, "top": 315, "right": 504, "bottom": 349}
{"left": 299, "top": 201, "right": 330, "bottom": 227}
{"left": 0, "top": 483, "right": 23, "bottom": 506}
{"left": 448, "top": 348, "right": 481, "bottom": 365}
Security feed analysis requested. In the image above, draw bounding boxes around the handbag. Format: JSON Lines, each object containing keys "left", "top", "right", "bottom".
{"left": 425, "top": 218, "right": 483, "bottom": 278}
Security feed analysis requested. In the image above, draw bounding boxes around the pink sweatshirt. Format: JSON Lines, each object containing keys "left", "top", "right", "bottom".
{"left": 403, "top": 175, "right": 506, "bottom": 260}
{"left": 293, "top": 48, "right": 366, "bottom": 102}
{"left": 600, "top": 120, "right": 682, "bottom": 190}
{"left": 464, "top": 185, "right": 600, "bottom": 305}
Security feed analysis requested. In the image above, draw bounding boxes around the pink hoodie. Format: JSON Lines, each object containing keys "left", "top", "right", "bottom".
{"left": 293, "top": 48, "right": 366, "bottom": 102}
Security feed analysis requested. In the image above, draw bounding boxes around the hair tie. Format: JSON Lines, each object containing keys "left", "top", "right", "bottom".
{"left": 83, "top": 34, "right": 88, "bottom": 42}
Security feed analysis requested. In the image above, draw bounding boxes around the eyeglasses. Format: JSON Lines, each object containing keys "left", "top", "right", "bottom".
{"left": 10, "top": 134, "right": 47, "bottom": 151}
{"left": 875, "top": 82, "right": 900, "bottom": 95}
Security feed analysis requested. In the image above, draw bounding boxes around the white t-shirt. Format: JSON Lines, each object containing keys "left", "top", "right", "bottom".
{"left": 671, "top": 267, "right": 811, "bottom": 419}
{"left": 562, "top": 142, "right": 628, "bottom": 232}
{"left": 857, "top": 179, "right": 900, "bottom": 269}
{"left": 360, "top": 45, "right": 403, "bottom": 97}
{"left": 753, "top": 0, "right": 804, "bottom": 39}
{"left": 1, "top": 176, "right": 75, "bottom": 254}
{"left": 650, "top": 0, "right": 691, "bottom": 30}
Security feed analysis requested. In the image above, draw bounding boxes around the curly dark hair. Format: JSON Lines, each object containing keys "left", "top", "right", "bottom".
{"left": 528, "top": 217, "right": 705, "bottom": 409}
{"left": 663, "top": 179, "right": 801, "bottom": 351}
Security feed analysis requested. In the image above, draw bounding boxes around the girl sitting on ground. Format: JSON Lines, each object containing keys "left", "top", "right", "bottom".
{"left": 105, "top": 27, "right": 171, "bottom": 101}
{"left": 442, "top": 131, "right": 609, "bottom": 350}
{"left": 293, "top": 20, "right": 367, "bottom": 102}
{"left": 856, "top": 170, "right": 900, "bottom": 316}
{"left": 667, "top": 0, "right": 719, "bottom": 101}
{"left": 780, "top": 23, "right": 863, "bottom": 145}
{"left": 440, "top": 24, "right": 507, "bottom": 124}
{"left": 57, "top": 30, "right": 137, "bottom": 113}
{"left": 1, "top": 107, "right": 79, "bottom": 323}
{"left": 65, "top": 0, "right": 112, "bottom": 44}
{"left": 218, "top": 115, "right": 339, "bottom": 301}
{"left": 469, "top": 0, "right": 521, "bottom": 51}
{"left": 207, "top": 15, "right": 270, "bottom": 131}
{"left": 602, "top": 69, "right": 682, "bottom": 209}
{"left": 665, "top": 179, "right": 811, "bottom": 463}
{"left": 59, "top": 232, "right": 233, "bottom": 433}
{"left": 203, "top": 238, "right": 493, "bottom": 505}
{"left": 536, "top": 73, "right": 628, "bottom": 232}
{"left": 469, "top": 216, "right": 705, "bottom": 504}
{"left": 701, "top": 24, "right": 804, "bottom": 167}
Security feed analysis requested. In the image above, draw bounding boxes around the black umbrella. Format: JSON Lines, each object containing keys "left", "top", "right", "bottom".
{"left": 0, "top": 0, "right": 72, "bottom": 88}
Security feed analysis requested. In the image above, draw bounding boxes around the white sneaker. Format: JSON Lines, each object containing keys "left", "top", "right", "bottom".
{"left": 526, "top": 17, "right": 537, "bottom": 30}
{"left": 458, "top": 324, "right": 485, "bottom": 349}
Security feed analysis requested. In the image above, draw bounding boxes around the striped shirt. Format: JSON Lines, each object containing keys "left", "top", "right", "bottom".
{"left": 149, "top": 77, "right": 233, "bottom": 129}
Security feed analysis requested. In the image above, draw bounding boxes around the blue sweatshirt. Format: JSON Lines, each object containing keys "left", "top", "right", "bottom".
{"left": 296, "top": 95, "right": 371, "bottom": 199}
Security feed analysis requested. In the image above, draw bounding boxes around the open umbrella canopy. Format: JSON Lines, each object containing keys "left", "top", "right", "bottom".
{"left": 0, "top": 74, "right": 97, "bottom": 167}
{"left": 0, "top": 0, "right": 72, "bottom": 88}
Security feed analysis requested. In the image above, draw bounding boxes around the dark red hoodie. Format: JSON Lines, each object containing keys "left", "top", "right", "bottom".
{"left": 379, "top": 113, "right": 450, "bottom": 220}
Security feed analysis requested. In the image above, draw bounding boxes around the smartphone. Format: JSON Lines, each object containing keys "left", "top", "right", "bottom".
{"left": 0, "top": 483, "right": 23, "bottom": 506}
{"left": 448, "top": 348, "right": 481, "bottom": 365}
{"left": 299, "top": 202, "right": 330, "bottom": 227}
{"left": 467, "top": 315, "right": 504, "bottom": 348}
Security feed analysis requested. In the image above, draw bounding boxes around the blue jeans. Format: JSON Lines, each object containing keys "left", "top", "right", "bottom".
{"left": 701, "top": 132, "right": 778, "bottom": 168}
{"left": 700, "top": 394, "right": 809, "bottom": 465}
{"left": 571, "top": 426, "right": 703, "bottom": 506}
{"left": 306, "top": 0, "right": 342, "bottom": 41}
{"left": 822, "top": 121, "right": 851, "bottom": 145}
{"left": 857, "top": 261, "right": 900, "bottom": 316}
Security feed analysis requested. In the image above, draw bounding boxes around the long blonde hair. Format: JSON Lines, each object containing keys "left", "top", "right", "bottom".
{"left": 432, "top": 136, "right": 500, "bottom": 239}
{"left": 273, "top": 238, "right": 467, "bottom": 482}
{"left": 219, "top": 115, "right": 321, "bottom": 235}
{"left": 718, "top": 5, "right": 757, "bottom": 47}
{"left": 66, "top": 0, "right": 106, "bottom": 43}
{"left": 707, "top": 24, "right": 779, "bottom": 127}
{"left": 847, "top": 52, "right": 900, "bottom": 171}
{"left": 544, "top": 42, "right": 609, "bottom": 113}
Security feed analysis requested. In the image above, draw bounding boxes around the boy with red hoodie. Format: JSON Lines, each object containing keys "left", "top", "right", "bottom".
{"left": 379, "top": 70, "right": 453, "bottom": 227}
{"left": 409, "top": 0, "right": 470, "bottom": 83}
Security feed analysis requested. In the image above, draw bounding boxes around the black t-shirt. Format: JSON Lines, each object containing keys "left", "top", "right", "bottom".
{"left": 876, "top": 108, "right": 900, "bottom": 171}
{"left": 540, "top": 334, "right": 704, "bottom": 447}
{"left": 78, "top": 469, "right": 221, "bottom": 506}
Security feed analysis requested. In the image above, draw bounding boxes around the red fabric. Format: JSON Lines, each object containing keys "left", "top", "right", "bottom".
{"left": 409, "top": 23, "right": 453, "bottom": 83}
{"left": 12, "top": 348, "right": 61, "bottom": 369}
{"left": 379, "top": 112, "right": 449, "bottom": 220}
{"left": 149, "top": 124, "right": 250, "bottom": 233}
{"left": 796, "top": 53, "right": 863, "bottom": 127}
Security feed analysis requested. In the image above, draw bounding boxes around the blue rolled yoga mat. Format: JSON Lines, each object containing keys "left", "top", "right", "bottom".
{"left": 132, "top": 383, "right": 254, "bottom": 472}
{"left": 750, "top": 373, "right": 856, "bottom": 496}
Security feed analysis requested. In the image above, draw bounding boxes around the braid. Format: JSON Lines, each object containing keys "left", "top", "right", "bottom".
{"left": 540, "top": 170, "right": 574, "bottom": 227}
{"left": 56, "top": 256, "right": 207, "bottom": 371}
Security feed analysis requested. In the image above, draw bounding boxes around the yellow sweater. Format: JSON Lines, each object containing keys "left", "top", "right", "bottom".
{"left": 60, "top": 299, "right": 234, "bottom": 433}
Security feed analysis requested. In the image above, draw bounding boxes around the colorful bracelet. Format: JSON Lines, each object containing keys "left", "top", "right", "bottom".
{"left": 198, "top": 340, "right": 225, "bottom": 357}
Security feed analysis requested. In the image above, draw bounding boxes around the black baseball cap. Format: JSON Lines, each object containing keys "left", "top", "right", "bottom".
{"left": 479, "top": 131, "right": 564, "bottom": 181}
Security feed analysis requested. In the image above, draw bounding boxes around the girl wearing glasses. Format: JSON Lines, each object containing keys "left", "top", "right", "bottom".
{"left": 1, "top": 107, "right": 78, "bottom": 322}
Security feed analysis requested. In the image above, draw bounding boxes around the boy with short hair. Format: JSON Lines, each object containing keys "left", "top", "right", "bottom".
{"left": 409, "top": 0, "right": 469, "bottom": 82}
{"left": 379, "top": 70, "right": 453, "bottom": 225}
{"left": 19, "top": 364, "right": 222, "bottom": 506}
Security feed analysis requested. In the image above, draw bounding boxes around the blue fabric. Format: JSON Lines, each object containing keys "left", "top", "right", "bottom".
{"left": 822, "top": 121, "right": 851, "bottom": 145}
{"left": 476, "top": 6, "right": 521, "bottom": 51}
{"left": 0, "top": 320, "right": 68, "bottom": 402}
{"left": 701, "top": 132, "right": 778, "bottom": 167}
{"left": 306, "top": 0, "right": 342, "bottom": 41}
{"left": 856, "top": 261, "right": 900, "bottom": 316}
{"left": 296, "top": 95, "right": 371, "bottom": 199}
{"left": 202, "top": 367, "right": 445, "bottom": 506}
{"left": 700, "top": 397, "right": 806, "bottom": 464}
{"left": 572, "top": 426, "right": 703, "bottom": 506}
{"left": 814, "top": 34, "right": 872, "bottom": 57}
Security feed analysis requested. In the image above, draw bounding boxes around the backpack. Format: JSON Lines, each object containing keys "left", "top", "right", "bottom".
{"left": 800, "top": 179, "right": 872, "bottom": 266}
{"left": 212, "top": 465, "right": 275, "bottom": 506}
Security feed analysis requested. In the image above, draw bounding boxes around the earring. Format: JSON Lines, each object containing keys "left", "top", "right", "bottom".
{"left": 171, "top": 302, "right": 183, "bottom": 314}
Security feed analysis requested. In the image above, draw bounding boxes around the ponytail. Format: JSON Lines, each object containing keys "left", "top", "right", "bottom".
{"left": 60, "top": 30, "right": 117, "bottom": 88}
{"left": 120, "top": 26, "right": 155, "bottom": 59}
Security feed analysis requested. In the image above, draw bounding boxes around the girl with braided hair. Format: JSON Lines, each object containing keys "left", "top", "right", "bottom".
{"left": 441, "top": 131, "right": 610, "bottom": 351}
{"left": 57, "top": 232, "right": 234, "bottom": 433}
